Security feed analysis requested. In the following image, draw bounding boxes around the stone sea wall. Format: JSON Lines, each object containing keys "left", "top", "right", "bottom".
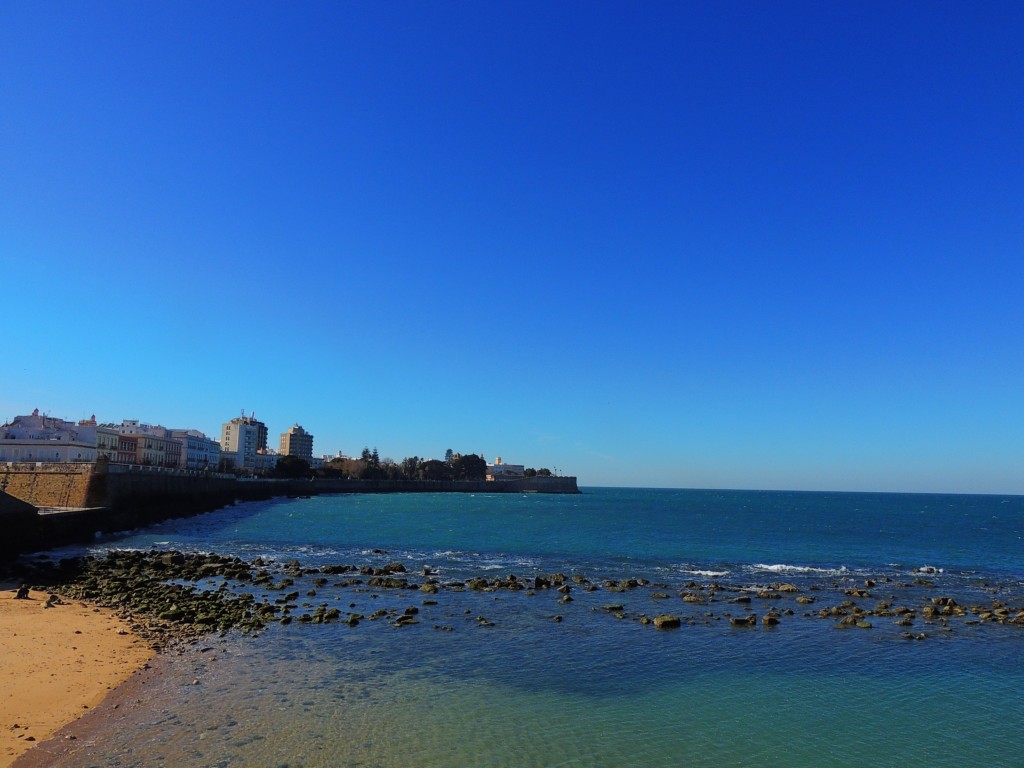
{"left": 0, "top": 463, "right": 98, "bottom": 508}
{"left": 0, "top": 490, "right": 38, "bottom": 560}
{"left": 0, "top": 463, "right": 580, "bottom": 560}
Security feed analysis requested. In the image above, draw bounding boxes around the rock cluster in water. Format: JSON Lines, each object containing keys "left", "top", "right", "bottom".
{"left": 25, "top": 551, "right": 275, "bottom": 651}
{"left": 20, "top": 550, "right": 1024, "bottom": 651}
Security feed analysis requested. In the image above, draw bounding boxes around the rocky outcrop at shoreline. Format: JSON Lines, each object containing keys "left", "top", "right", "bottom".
{"left": 19, "top": 549, "right": 1024, "bottom": 652}
{"left": 25, "top": 551, "right": 274, "bottom": 651}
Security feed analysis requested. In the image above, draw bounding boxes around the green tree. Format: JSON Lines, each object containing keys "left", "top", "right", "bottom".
{"left": 359, "top": 447, "right": 383, "bottom": 479}
{"left": 451, "top": 452, "right": 487, "bottom": 480}
{"left": 419, "top": 459, "right": 449, "bottom": 481}
{"left": 400, "top": 456, "right": 420, "bottom": 480}
{"left": 276, "top": 455, "right": 311, "bottom": 478}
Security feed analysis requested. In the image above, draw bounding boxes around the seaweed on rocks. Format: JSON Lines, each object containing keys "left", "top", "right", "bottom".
{"left": 25, "top": 550, "right": 275, "bottom": 651}
{"left": 17, "top": 549, "right": 1024, "bottom": 651}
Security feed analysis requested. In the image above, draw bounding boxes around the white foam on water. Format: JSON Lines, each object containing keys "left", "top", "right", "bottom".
{"left": 751, "top": 563, "right": 850, "bottom": 576}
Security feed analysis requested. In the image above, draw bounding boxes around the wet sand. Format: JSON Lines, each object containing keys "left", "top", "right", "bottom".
{"left": 0, "top": 586, "right": 154, "bottom": 767}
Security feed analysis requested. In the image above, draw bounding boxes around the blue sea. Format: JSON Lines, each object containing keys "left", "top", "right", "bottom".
{"left": 32, "top": 488, "right": 1024, "bottom": 767}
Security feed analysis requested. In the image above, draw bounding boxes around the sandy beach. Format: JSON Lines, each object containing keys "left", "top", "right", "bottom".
{"left": 0, "top": 586, "right": 154, "bottom": 767}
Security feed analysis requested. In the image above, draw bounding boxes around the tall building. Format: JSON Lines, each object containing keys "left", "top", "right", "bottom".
{"left": 220, "top": 413, "right": 269, "bottom": 470}
{"left": 280, "top": 424, "right": 314, "bottom": 460}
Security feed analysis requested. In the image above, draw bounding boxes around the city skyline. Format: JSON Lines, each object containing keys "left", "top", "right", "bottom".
{"left": 2, "top": 3, "right": 1022, "bottom": 494}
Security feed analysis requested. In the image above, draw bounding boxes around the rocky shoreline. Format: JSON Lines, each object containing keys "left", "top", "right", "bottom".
{"left": 18, "top": 549, "right": 1024, "bottom": 651}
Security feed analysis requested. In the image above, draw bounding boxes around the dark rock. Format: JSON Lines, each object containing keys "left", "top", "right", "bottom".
{"left": 321, "top": 564, "right": 356, "bottom": 574}
{"left": 367, "top": 577, "right": 410, "bottom": 589}
{"left": 770, "top": 583, "right": 800, "bottom": 593}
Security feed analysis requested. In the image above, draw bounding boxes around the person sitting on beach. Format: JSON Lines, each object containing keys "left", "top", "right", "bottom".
{"left": 14, "top": 584, "right": 30, "bottom": 599}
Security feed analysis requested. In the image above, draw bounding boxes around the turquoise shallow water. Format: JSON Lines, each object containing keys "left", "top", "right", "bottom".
{"left": 31, "top": 488, "right": 1024, "bottom": 767}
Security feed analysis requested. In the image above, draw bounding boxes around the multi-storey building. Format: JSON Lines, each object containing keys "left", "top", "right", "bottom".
{"left": 220, "top": 414, "right": 269, "bottom": 470}
{"left": 254, "top": 450, "right": 280, "bottom": 474}
{"left": 486, "top": 456, "right": 526, "bottom": 480}
{"left": 279, "top": 424, "right": 314, "bottom": 460}
{"left": 77, "top": 415, "right": 119, "bottom": 461}
{"left": 95, "top": 427, "right": 120, "bottom": 460}
{"left": 105, "top": 419, "right": 181, "bottom": 468}
{"left": 0, "top": 409, "right": 98, "bottom": 463}
{"left": 169, "top": 429, "right": 221, "bottom": 471}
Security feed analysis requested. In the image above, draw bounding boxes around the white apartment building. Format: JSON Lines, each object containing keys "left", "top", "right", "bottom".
{"left": 169, "top": 429, "right": 221, "bottom": 471}
{"left": 486, "top": 456, "right": 526, "bottom": 480}
{"left": 254, "top": 450, "right": 279, "bottom": 474}
{"left": 0, "top": 409, "right": 98, "bottom": 463}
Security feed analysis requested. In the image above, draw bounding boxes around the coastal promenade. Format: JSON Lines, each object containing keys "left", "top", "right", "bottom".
{"left": 0, "top": 462, "right": 579, "bottom": 560}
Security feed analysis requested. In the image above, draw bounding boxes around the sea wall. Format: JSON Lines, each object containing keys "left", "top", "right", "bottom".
{"left": 0, "top": 463, "right": 580, "bottom": 510}
{"left": 0, "top": 463, "right": 98, "bottom": 508}
{"left": 0, "top": 463, "right": 579, "bottom": 561}
{"left": 0, "top": 490, "right": 39, "bottom": 561}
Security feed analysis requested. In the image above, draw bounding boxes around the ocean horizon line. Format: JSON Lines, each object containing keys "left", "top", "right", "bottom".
{"left": 579, "top": 483, "right": 1024, "bottom": 498}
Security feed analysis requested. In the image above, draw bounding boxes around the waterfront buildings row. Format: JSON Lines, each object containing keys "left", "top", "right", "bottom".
{"left": 0, "top": 409, "right": 318, "bottom": 473}
{"left": 1, "top": 409, "right": 537, "bottom": 481}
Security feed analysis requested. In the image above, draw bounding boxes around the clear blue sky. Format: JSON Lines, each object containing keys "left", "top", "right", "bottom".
{"left": 2, "top": 2, "right": 1022, "bottom": 493}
